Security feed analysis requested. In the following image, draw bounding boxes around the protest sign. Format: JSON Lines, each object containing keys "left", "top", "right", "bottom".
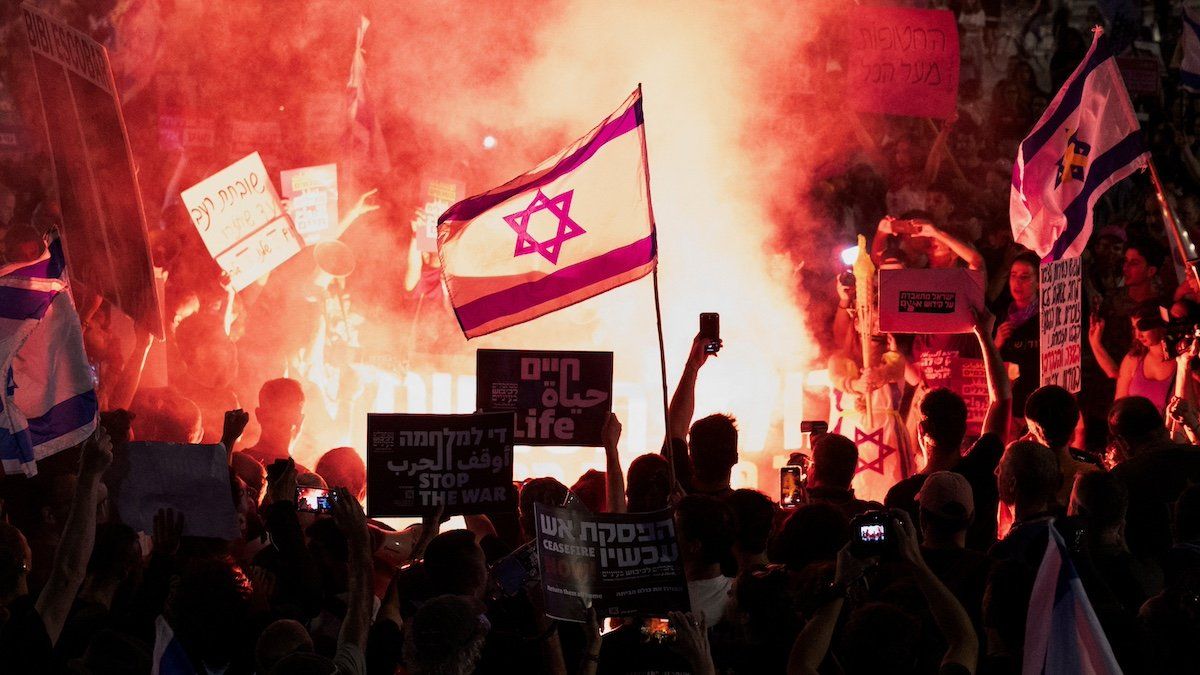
{"left": 844, "top": 8, "right": 960, "bottom": 119}
{"left": 115, "top": 442, "right": 239, "bottom": 540}
{"left": 1117, "top": 55, "right": 1162, "bottom": 97}
{"left": 879, "top": 268, "right": 984, "bottom": 333}
{"left": 413, "top": 179, "right": 464, "bottom": 253}
{"left": 157, "top": 112, "right": 215, "bottom": 151}
{"left": 280, "top": 164, "right": 339, "bottom": 245}
{"left": 20, "top": 3, "right": 163, "bottom": 338}
{"left": 1039, "top": 257, "right": 1082, "bottom": 392}
{"left": 476, "top": 350, "right": 613, "bottom": 446}
{"left": 534, "top": 504, "right": 690, "bottom": 622}
{"left": 912, "top": 351, "right": 988, "bottom": 437}
{"left": 366, "top": 412, "right": 515, "bottom": 517}
{"left": 180, "top": 152, "right": 302, "bottom": 291}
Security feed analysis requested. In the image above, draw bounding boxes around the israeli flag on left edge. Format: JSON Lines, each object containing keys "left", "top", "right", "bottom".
{"left": 0, "top": 232, "right": 97, "bottom": 477}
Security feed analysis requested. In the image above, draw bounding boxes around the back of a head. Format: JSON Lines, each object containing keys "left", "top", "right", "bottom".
{"left": 675, "top": 494, "right": 736, "bottom": 567}
{"left": 1025, "top": 385, "right": 1080, "bottom": 448}
{"left": 257, "top": 378, "right": 305, "bottom": 431}
{"left": 86, "top": 522, "right": 139, "bottom": 584}
{"left": 1108, "top": 396, "right": 1166, "bottom": 452}
{"left": 1069, "top": 471, "right": 1127, "bottom": 532}
{"left": 315, "top": 447, "right": 365, "bottom": 500}
{"left": 256, "top": 619, "right": 313, "bottom": 674}
{"left": 424, "top": 530, "right": 486, "bottom": 597}
{"left": 811, "top": 433, "right": 859, "bottom": 489}
{"left": 769, "top": 502, "right": 850, "bottom": 570}
{"left": 170, "top": 557, "right": 251, "bottom": 667}
{"left": 726, "top": 489, "right": 776, "bottom": 555}
{"left": 837, "top": 602, "right": 920, "bottom": 675}
{"left": 230, "top": 452, "right": 266, "bottom": 497}
{"left": 519, "top": 477, "right": 569, "bottom": 538}
{"left": 688, "top": 414, "right": 739, "bottom": 484}
{"left": 129, "top": 388, "right": 202, "bottom": 443}
{"left": 627, "top": 453, "right": 671, "bottom": 512}
{"left": 570, "top": 469, "right": 607, "bottom": 514}
{"left": 919, "top": 388, "right": 968, "bottom": 453}
{"left": 405, "top": 594, "right": 489, "bottom": 675}
{"left": 998, "top": 441, "right": 1060, "bottom": 508}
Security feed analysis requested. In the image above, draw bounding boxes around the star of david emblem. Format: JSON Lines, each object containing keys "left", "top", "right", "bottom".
{"left": 502, "top": 189, "right": 585, "bottom": 265}
{"left": 852, "top": 426, "right": 899, "bottom": 475}
{"left": 1054, "top": 129, "right": 1091, "bottom": 188}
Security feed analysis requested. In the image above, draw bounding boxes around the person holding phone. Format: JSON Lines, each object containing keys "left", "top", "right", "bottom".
{"left": 664, "top": 320, "right": 736, "bottom": 499}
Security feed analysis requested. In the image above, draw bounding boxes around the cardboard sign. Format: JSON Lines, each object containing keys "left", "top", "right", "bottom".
{"left": 20, "top": 3, "right": 163, "bottom": 337}
{"left": 157, "top": 113, "right": 215, "bottom": 151}
{"left": 476, "top": 350, "right": 613, "bottom": 446}
{"left": 413, "top": 179, "right": 464, "bottom": 253}
{"left": 366, "top": 412, "right": 515, "bottom": 517}
{"left": 1039, "top": 258, "right": 1082, "bottom": 392}
{"left": 912, "top": 350, "right": 988, "bottom": 437}
{"left": 116, "top": 442, "right": 239, "bottom": 540}
{"left": 844, "top": 8, "right": 960, "bottom": 119}
{"left": 180, "top": 152, "right": 302, "bottom": 290}
{"left": 280, "top": 164, "right": 339, "bottom": 245}
{"left": 879, "top": 268, "right": 984, "bottom": 333}
{"left": 534, "top": 504, "right": 690, "bottom": 622}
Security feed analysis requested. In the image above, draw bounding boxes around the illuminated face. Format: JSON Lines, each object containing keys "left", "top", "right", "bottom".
{"left": 1009, "top": 261, "right": 1038, "bottom": 306}
{"left": 1133, "top": 321, "right": 1163, "bottom": 349}
{"left": 1123, "top": 248, "right": 1154, "bottom": 286}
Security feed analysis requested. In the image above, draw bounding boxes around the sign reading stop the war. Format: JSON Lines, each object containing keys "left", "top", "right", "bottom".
{"left": 476, "top": 350, "right": 613, "bottom": 446}
{"left": 1039, "top": 258, "right": 1081, "bottom": 392}
{"left": 366, "top": 412, "right": 515, "bottom": 517}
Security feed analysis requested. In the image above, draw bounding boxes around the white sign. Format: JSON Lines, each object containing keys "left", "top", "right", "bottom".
{"left": 1039, "top": 257, "right": 1082, "bottom": 392}
{"left": 280, "top": 164, "right": 338, "bottom": 245}
{"left": 181, "top": 152, "right": 301, "bottom": 290}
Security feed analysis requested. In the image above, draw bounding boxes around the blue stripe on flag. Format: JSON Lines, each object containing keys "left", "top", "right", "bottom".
{"left": 5, "top": 239, "right": 65, "bottom": 280}
{"left": 0, "top": 287, "right": 57, "bottom": 320}
{"left": 0, "top": 390, "right": 97, "bottom": 461}
{"left": 1049, "top": 132, "right": 1148, "bottom": 260}
{"left": 1019, "top": 37, "right": 1115, "bottom": 163}
{"left": 0, "top": 426, "right": 34, "bottom": 464}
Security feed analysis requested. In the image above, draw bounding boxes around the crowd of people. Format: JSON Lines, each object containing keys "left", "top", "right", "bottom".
{"left": 2, "top": 0, "right": 1200, "bottom": 674}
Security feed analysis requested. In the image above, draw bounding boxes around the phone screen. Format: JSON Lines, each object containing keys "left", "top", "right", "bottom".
{"left": 700, "top": 313, "right": 720, "bottom": 353}
{"left": 780, "top": 466, "right": 806, "bottom": 508}
{"left": 641, "top": 617, "right": 675, "bottom": 642}
{"left": 296, "top": 486, "right": 335, "bottom": 513}
{"left": 858, "top": 523, "right": 887, "bottom": 543}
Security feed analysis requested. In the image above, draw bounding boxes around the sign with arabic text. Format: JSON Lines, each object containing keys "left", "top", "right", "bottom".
{"left": 534, "top": 504, "right": 689, "bottom": 622}
{"left": 476, "top": 349, "right": 613, "bottom": 446}
{"left": 366, "top": 412, "right": 515, "bottom": 517}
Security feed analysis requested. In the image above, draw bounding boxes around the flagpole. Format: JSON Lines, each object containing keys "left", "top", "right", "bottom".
{"left": 635, "top": 84, "right": 678, "bottom": 492}
{"left": 1146, "top": 157, "right": 1200, "bottom": 288}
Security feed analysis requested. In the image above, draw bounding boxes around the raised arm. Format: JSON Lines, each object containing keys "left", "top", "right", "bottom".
{"left": 892, "top": 509, "right": 978, "bottom": 672}
{"left": 667, "top": 334, "right": 714, "bottom": 442}
{"left": 332, "top": 486, "right": 373, "bottom": 658}
{"left": 220, "top": 409, "right": 250, "bottom": 462}
{"left": 1088, "top": 317, "right": 1120, "bottom": 379}
{"left": 973, "top": 308, "right": 1012, "bottom": 442}
{"left": 602, "top": 413, "right": 626, "bottom": 513}
{"left": 36, "top": 428, "right": 113, "bottom": 645}
{"left": 914, "top": 220, "right": 985, "bottom": 272}
{"left": 787, "top": 545, "right": 870, "bottom": 675}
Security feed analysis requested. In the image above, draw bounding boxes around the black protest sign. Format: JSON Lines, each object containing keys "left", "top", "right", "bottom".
{"left": 366, "top": 412, "right": 514, "bottom": 517}
{"left": 476, "top": 350, "right": 613, "bottom": 446}
{"left": 534, "top": 504, "right": 689, "bottom": 622}
{"left": 19, "top": 4, "right": 162, "bottom": 338}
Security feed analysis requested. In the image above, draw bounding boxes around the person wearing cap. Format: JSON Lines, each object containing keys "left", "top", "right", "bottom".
{"left": 915, "top": 471, "right": 992, "bottom": 640}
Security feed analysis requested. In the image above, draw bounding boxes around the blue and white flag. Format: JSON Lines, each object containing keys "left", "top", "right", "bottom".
{"left": 1010, "top": 28, "right": 1149, "bottom": 261}
{"left": 1183, "top": 8, "right": 1200, "bottom": 93}
{"left": 1022, "top": 523, "right": 1121, "bottom": 675}
{"left": 151, "top": 615, "right": 194, "bottom": 675}
{"left": 0, "top": 235, "right": 97, "bottom": 476}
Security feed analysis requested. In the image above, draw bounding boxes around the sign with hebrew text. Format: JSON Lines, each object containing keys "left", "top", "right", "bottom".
{"left": 844, "top": 8, "right": 960, "bottom": 119}
{"left": 366, "top": 412, "right": 515, "bottom": 517}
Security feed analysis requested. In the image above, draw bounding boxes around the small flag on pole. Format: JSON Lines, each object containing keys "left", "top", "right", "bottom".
{"left": 1182, "top": 8, "right": 1200, "bottom": 93}
{"left": 346, "top": 15, "right": 391, "bottom": 177}
{"left": 437, "top": 88, "right": 657, "bottom": 338}
{"left": 1022, "top": 523, "right": 1121, "bottom": 675}
{"left": 0, "top": 235, "right": 98, "bottom": 476}
{"left": 1010, "top": 29, "right": 1149, "bottom": 261}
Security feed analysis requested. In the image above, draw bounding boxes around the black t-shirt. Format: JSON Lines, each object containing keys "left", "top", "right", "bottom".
{"left": 1111, "top": 443, "right": 1200, "bottom": 560}
{"left": 0, "top": 595, "right": 60, "bottom": 673}
{"left": 884, "top": 432, "right": 1004, "bottom": 552}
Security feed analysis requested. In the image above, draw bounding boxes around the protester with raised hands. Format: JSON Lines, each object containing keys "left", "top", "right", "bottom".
{"left": 665, "top": 332, "right": 735, "bottom": 498}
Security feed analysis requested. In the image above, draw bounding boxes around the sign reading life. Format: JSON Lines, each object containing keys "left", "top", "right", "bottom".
{"left": 476, "top": 350, "right": 613, "bottom": 446}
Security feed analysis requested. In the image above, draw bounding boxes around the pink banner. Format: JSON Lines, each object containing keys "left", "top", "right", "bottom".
{"left": 845, "top": 8, "right": 960, "bottom": 119}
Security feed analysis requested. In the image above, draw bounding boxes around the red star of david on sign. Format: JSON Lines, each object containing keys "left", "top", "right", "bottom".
{"left": 502, "top": 189, "right": 585, "bottom": 265}
{"left": 852, "top": 427, "right": 899, "bottom": 475}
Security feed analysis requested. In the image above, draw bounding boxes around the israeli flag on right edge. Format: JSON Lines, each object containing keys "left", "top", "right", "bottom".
{"left": 1010, "top": 28, "right": 1149, "bottom": 262}
{"left": 1183, "top": 8, "right": 1200, "bottom": 93}
{"left": 1022, "top": 524, "right": 1121, "bottom": 675}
